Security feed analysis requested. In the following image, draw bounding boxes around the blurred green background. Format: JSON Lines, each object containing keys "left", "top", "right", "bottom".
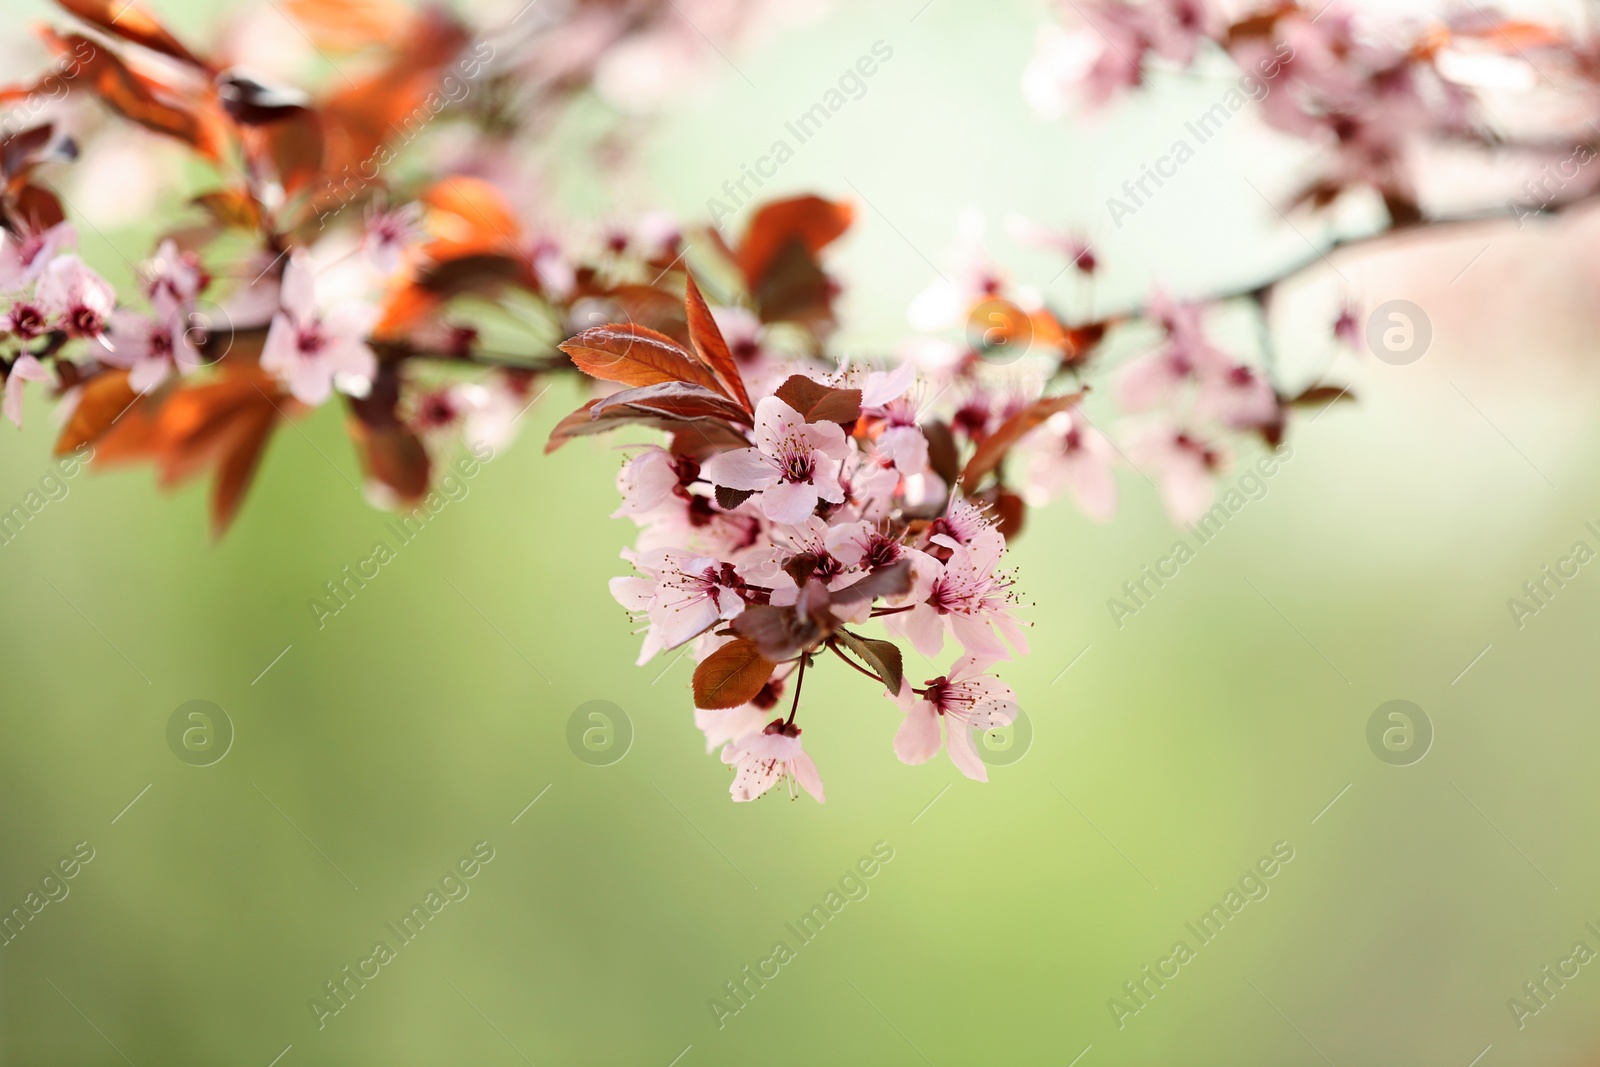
{"left": 6, "top": 0, "right": 1600, "bottom": 1063}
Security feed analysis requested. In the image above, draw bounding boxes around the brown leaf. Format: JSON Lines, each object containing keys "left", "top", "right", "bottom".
{"left": 772, "top": 374, "right": 861, "bottom": 424}
{"left": 210, "top": 401, "right": 277, "bottom": 537}
{"left": 254, "top": 108, "right": 324, "bottom": 199}
{"left": 55, "top": 0, "right": 208, "bottom": 69}
{"left": 544, "top": 394, "right": 750, "bottom": 454}
{"left": 45, "top": 31, "right": 229, "bottom": 159}
{"left": 829, "top": 559, "right": 912, "bottom": 608}
{"left": 692, "top": 638, "right": 776, "bottom": 710}
{"left": 4, "top": 185, "right": 66, "bottom": 233}
{"left": 921, "top": 418, "right": 960, "bottom": 487}
{"left": 55, "top": 368, "right": 137, "bottom": 454}
{"left": 88, "top": 366, "right": 296, "bottom": 536}
{"left": 751, "top": 239, "right": 834, "bottom": 326}
{"left": 560, "top": 324, "right": 725, "bottom": 394}
{"left": 590, "top": 381, "right": 753, "bottom": 426}
{"left": 1289, "top": 384, "right": 1354, "bottom": 407}
{"left": 990, "top": 488, "right": 1026, "bottom": 541}
{"left": 191, "top": 188, "right": 262, "bottom": 230}
{"left": 684, "top": 272, "right": 752, "bottom": 413}
{"left": 318, "top": 8, "right": 471, "bottom": 181}
{"left": 960, "top": 389, "right": 1086, "bottom": 488}
{"left": 352, "top": 425, "right": 430, "bottom": 502}
{"left": 731, "top": 605, "right": 821, "bottom": 663}
{"left": 735, "top": 195, "right": 853, "bottom": 292}
{"left": 715, "top": 485, "right": 755, "bottom": 510}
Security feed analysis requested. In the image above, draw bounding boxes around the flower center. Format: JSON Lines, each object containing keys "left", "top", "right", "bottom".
{"left": 68, "top": 306, "right": 103, "bottom": 337}
{"left": 779, "top": 444, "right": 815, "bottom": 484}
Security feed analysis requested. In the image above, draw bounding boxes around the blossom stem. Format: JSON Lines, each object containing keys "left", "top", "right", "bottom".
{"left": 869, "top": 605, "right": 915, "bottom": 617}
{"left": 785, "top": 655, "right": 809, "bottom": 727}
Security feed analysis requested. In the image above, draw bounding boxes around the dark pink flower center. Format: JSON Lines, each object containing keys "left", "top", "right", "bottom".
{"left": 68, "top": 306, "right": 103, "bottom": 337}
{"left": 9, "top": 304, "right": 45, "bottom": 338}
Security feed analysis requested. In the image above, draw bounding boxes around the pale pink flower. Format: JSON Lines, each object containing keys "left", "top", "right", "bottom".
{"left": 609, "top": 548, "right": 745, "bottom": 664}
{"left": 104, "top": 307, "right": 199, "bottom": 393}
{"left": 261, "top": 253, "right": 378, "bottom": 406}
{"left": 860, "top": 362, "right": 929, "bottom": 476}
{"left": 3, "top": 353, "right": 53, "bottom": 427}
{"left": 721, "top": 720, "right": 825, "bottom": 803}
{"left": 35, "top": 255, "right": 115, "bottom": 346}
{"left": 890, "top": 656, "right": 1018, "bottom": 783}
{"left": 1196, "top": 364, "right": 1280, "bottom": 430}
{"left": 142, "top": 239, "right": 204, "bottom": 309}
{"left": 929, "top": 497, "right": 1005, "bottom": 567}
{"left": 613, "top": 445, "right": 680, "bottom": 517}
{"left": 0, "top": 222, "right": 74, "bottom": 293}
{"left": 1130, "top": 424, "right": 1224, "bottom": 525}
{"left": 455, "top": 376, "right": 529, "bottom": 455}
{"left": 1118, "top": 295, "right": 1228, "bottom": 412}
{"left": 700, "top": 395, "right": 849, "bottom": 524}
{"left": 1024, "top": 409, "right": 1118, "bottom": 520}
{"left": 888, "top": 542, "right": 1027, "bottom": 661}
{"left": 1006, "top": 214, "right": 1096, "bottom": 273}
{"left": 362, "top": 203, "right": 427, "bottom": 275}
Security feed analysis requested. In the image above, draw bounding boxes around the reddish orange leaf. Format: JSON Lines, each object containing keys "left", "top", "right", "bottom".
{"left": 692, "top": 638, "right": 777, "bottom": 709}
{"left": 43, "top": 31, "right": 228, "bottom": 159}
{"left": 735, "top": 195, "right": 854, "bottom": 290}
{"left": 683, "top": 273, "right": 751, "bottom": 413}
{"left": 56, "top": 369, "right": 137, "bottom": 455}
{"left": 55, "top": 0, "right": 208, "bottom": 69}
{"left": 960, "top": 390, "right": 1086, "bottom": 488}
{"left": 559, "top": 324, "right": 726, "bottom": 394}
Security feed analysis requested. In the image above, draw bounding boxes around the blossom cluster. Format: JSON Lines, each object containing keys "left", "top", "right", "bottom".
{"left": 572, "top": 276, "right": 1039, "bottom": 802}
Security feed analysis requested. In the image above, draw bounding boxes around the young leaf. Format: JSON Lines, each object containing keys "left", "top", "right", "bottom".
{"left": 735, "top": 195, "right": 854, "bottom": 293}
{"left": 773, "top": 374, "right": 861, "bottom": 424}
{"left": 590, "top": 381, "right": 753, "bottom": 425}
{"left": 731, "top": 605, "right": 822, "bottom": 662}
{"left": 716, "top": 485, "right": 755, "bottom": 510}
{"left": 830, "top": 559, "right": 912, "bottom": 607}
{"left": 692, "top": 638, "right": 777, "bottom": 710}
{"left": 544, "top": 391, "right": 748, "bottom": 454}
{"left": 55, "top": 369, "right": 136, "bottom": 454}
{"left": 47, "top": 31, "right": 229, "bottom": 159}
{"left": 55, "top": 0, "right": 208, "bottom": 69}
{"left": 921, "top": 418, "right": 960, "bottom": 487}
{"left": 1289, "top": 384, "right": 1354, "bottom": 407}
{"left": 684, "top": 272, "right": 752, "bottom": 413}
{"left": 559, "top": 324, "right": 726, "bottom": 394}
{"left": 960, "top": 389, "right": 1086, "bottom": 488}
{"left": 833, "top": 631, "right": 905, "bottom": 695}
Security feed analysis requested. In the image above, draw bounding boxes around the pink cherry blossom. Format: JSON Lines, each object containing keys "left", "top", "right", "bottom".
{"left": 105, "top": 307, "right": 199, "bottom": 393}
{"left": 35, "top": 255, "right": 115, "bottom": 346}
{"left": 361, "top": 202, "right": 427, "bottom": 275}
{"left": 890, "top": 656, "right": 1018, "bottom": 783}
{"left": 613, "top": 446, "right": 681, "bottom": 518}
{"left": 1024, "top": 409, "right": 1118, "bottom": 520}
{"left": 609, "top": 547, "right": 747, "bottom": 664}
{"left": 141, "top": 239, "right": 204, "bottom": 309}
{"left": 3, "top": 353, "right": 53, "bottom": 428}
{"left": 721, "top": 720, "right": 825, "bottom": 803}
{"left": 260, "top": 253, "right": 378, "bottom": 406}
{"left": 1129, "top": 424, "right": 1225, "bottom": 525}
{"left": 1196, "top": 364, "right": 1280, "bottom": 430}
{"left": 887, "top": 540, "right": 1027, "bottom": 661}
{"left": 0, "top": 222, "right": 74, "bottom": 293}
{"left": 700, "top": 395, "right": 849, "bottom": 524}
